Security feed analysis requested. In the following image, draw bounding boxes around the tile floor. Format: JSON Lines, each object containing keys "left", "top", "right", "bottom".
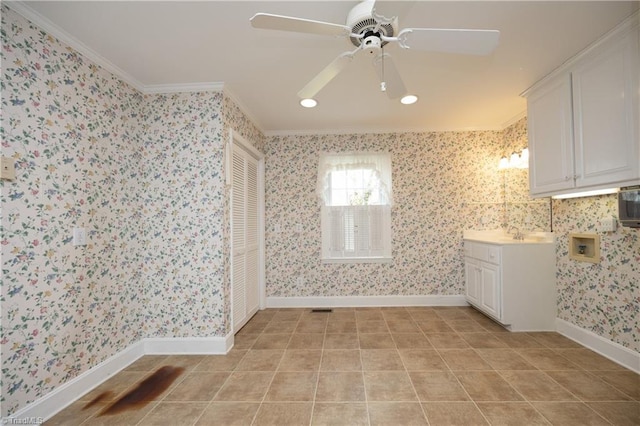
{"left": 46, "top": 307, "right": 639, "bottom": 425}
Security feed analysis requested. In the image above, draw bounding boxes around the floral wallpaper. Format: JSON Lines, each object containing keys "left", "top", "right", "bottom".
{"left": 553, "top": 195, "right": 639, "bottom": 352}
{"left": 264, "top": 130, "right": 506, "bottom": 298}
{"left": 1, "top": 6, "right": 263, "bottom": 416}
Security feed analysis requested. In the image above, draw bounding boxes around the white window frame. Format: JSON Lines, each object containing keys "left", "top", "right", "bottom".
{"left": 318, "top": 152, "right": 393, "bottom": 264}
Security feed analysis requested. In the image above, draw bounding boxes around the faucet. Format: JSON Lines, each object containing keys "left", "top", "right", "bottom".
{"left": 507, "top": 225, "right": 525, "bottom": 240}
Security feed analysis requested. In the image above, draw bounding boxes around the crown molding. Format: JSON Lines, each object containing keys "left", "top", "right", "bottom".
{"left": 264, "top": 125, "right": 503, "bottom": 138}
{"left": 223, "top": 86, "right": 267, "bottom": 136}
{"left": 501, "top": 110, "right": 527, "bottom": 129}
{"left": 143, "top": 82, "right": 225, "bottom": 95}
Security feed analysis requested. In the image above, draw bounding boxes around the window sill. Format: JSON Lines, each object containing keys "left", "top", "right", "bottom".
{"left": 321, "top": 257, "right": 393, "bottom": 264}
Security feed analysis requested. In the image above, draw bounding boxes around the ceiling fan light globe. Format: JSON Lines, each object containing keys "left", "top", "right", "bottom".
{"left": 400, "top": 95, "right": 418, "bottom": 105}
{"left": 300, "top": 98, "right": 318, "bottom": 108}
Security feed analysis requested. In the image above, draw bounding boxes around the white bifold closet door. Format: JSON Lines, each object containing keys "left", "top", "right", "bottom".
{"left": 231, "top": 143, "right": 260, "bottom": 332}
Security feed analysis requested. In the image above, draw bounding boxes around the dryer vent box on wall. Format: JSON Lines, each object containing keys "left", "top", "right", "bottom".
{"left": 569, "top": 233, "right": 600, "bottom": 263}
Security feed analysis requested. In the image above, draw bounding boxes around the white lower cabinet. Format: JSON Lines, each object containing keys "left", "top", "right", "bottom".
{"left": 464, "top": 240, "right": 556, "bottom": 331}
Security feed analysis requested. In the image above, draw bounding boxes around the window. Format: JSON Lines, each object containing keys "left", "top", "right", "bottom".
{"left": 317, "top": 152, "right": 393, "bottom": 263}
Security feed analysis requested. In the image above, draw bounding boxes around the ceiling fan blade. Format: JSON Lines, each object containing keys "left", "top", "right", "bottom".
{"left": 373, "top": 53, "right": 407, "bottom": 99}
{"left": 372, "top": 0, "right": 415, "bottom": 23}
{"left": 250, "top": 13, "right": 351, "bottom": 37}
{"left": 397, "top": 28, "right": 500, "bottom": 55}
{"left": 298, "top": 52, "right": 355, "bottom": 99}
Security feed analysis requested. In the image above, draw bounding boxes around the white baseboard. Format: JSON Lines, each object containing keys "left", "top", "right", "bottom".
{"left": 144, "top": 334, "right": 234, "bottom": 354}
{"left": 3, "top": 334, "right": 232, "bottom": 423}
{"left": 555, "top": 318, "right": 640, "bottom": 373}
{"left": 266, "top": 295, "right": 468, "bottom": 308}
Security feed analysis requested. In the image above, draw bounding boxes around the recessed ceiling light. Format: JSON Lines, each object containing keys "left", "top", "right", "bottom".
{"left": 300, "top": 98, "right": 318, "bottom": 108}
{"left": 400, "top": 95, "right": 418, "bottom": 105}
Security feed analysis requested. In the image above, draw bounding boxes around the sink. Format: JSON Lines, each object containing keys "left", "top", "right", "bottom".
{"left": 463, "top": 230, "right": 554, "bottom": 244}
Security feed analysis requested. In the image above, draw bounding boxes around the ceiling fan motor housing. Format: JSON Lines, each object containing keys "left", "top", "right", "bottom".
{"left": 347, "top": 0, "right": 398, "bottom": 48}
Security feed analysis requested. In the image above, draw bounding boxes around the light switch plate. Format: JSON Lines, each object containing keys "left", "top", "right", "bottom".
{"left": 600, "top": 217, "right": 617, "bottom": 232}
{"left": 73, "top": 228, "right": 87, "bottom": 246}
{"left": 1, "top": 156, "right": 16, "bottom": 180}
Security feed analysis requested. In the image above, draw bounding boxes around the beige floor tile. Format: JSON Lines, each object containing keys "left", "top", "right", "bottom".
{"left": 555, "top": 348, "right": 627, "bottom": 371}
{"left": 79, "top": 371, "right": 147, "bottom": 402}
{"left": 82, "top": 402, "right": 157, "bottom": 426}
{"left": 324, "top": 333, "right": 359, "bottom": 349}
{"left": 138, "top": 402, "right": 208, "bottom": 426}
{"left": 499, "top": 370, "right": 577, "bottom": 401}
{"left": 320, "top": 349, "right": 362, "bottom": 371}
{"left": 237, "top": 320, "right": 268, "bottom": 335}
{"left": 361, "top": 349, "right": 404, "bottom": 370}
{"left": 386, "top": 320, "right": 421, "bottom": 333}
{"left": 546, "top": 370, "right": 632, "bottom": 401}
{"left": 44, "top": 400, "right": 105, "bottom": 426}
{"left": 587, "top": 401, "right": 640, "bottom": 426}
{"left": 164, "top": 372, "right": 230, "bottom": 401}
{"left": 264, "top": 372, "right": 317, "bottom": 401}
{"left": 516, "top": 348, "right": 581, "bottom": 370}
{"left": 369, "top": 402, "right": 428, "bottom": 425}
{"left": 252, "top": 333, "right": 291, "bottom": 349}
{"left": 475, "top": 318, "right": 509, "bottom": 333}
{"left": 278, "top": 349, "right": 322, "bottom": 371}
{"left": 311, "top": 402, "right": 368, "bottom": 426}
{"left": 263, "top": 320, "right": 298, "bottom": 334}
{"left": 459, "top": 332, "right": 509, "bottom": 349}
{"left": 357, "top": 320, "right": 389, "bottom": 333}
{"left": 527, "top": 332, "right": 582, "bottom": 348}
{"left": 477, "top": 402, "right": 550, "bottom": 425}
{"left": 195, "top": 350, "right": 247, "bottom": 371}
{"left": 235, "top": 349, "right": 284, "bottom": 371}
{"left": 272, "top": 310, "right": 303, "bottom": 322}
{"left": 234, "top": 333, "right": 260, "bottom": 349}
{"left": 381, "top": 309, "right": 413, "bottom": 321}
{"left": 162, "top": 355, "right": 205, "bottom": 372}
{"left": 123, "top": 355, "right": 168, "bottom": 372}
{"left": 359, "top": 333, "right": 396, "bottom": 349}
{"left": 425, "top": 333, "right": 470, "bottom": 349}
{"left": 296, "top": 318, "right": 328, "bottom": 333}
{"left": 399, "top": 349, "right": 448, "bottom": 371}
{"left": 392, "top": 333, "right": 434, "bottom": 349}
{"left": 287, "top": 333, "right": 325, "bottom": 349}
{"left": 532, "top": 401, "right": 610, "bottom": 425}
{"left": 253, "top": 310, "right": 277, "bottom": 322}
{"left": 422, "top": 401, "right": 488, "bottom": 425}
{"left": 455, "top": 371, "right": 523, "bottom": 401}
{"left": 495, "top": 333, "right": 546, "bottom": 348}
{"left": 364, "top": 371, "right": 418, "bottom": 401}
{"left": 409, "top": 371, "right": 470, "bottom": 401}
{"left": 592, "top": 370, "right": 640, "bottom": 400}
{"left": 434, "top": 308, "right": 472, "bottom": 321}
{"left": 447, "top": 320, "right": 489, "bottom": 333}
{"left": 438, "top": 349, "right": 493, "bottom": 371}
{"left": 417, "top": 320, "right": 454, "bottom": 333}
{"left": 355, "top": 310, "right": 384, "bottom": 321}
{"left": 214, "top": 371, "right": 274, "bottom": 401}
{"left": 409, "top": 311, "right": 441, "bottom": 321}
{"left": 195, "top": 402, "right": 259, "bottom": 426}
{"left": 315, "top": 372, "right": 366, "bottom": 401}
{"left": 326, "top": 311, "right": 356, "bottom": 322}
{"left": 325, "top": 320, "right": 357, "bottom": 334}
{"left": 253, "top": 402, "right": 313, "bottom": 426}
{"left": 476, "top": 349, "right": 538, "bottom": 370}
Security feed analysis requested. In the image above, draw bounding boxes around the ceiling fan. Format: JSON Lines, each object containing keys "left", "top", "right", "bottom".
{"left": 250, "top": 0, "right": 500, "bottom": 103}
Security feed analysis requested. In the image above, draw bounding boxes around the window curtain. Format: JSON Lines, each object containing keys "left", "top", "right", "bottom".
{"left": 316, "top": 152, "right": 393, "bottom": 206}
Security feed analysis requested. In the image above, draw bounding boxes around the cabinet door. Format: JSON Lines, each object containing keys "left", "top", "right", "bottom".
{"left": 527, "top": 74, "right": 575, "bottom": 196}
{"left": 480, "top": 262, "right": 501, "bottom": 320}
{"left": 464, "top": 259, "right": 480, "bottom": 305}
{"left": 572, "top": 26, "right": 639, "bottom": 187}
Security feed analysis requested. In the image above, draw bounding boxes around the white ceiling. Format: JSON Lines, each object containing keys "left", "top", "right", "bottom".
{"left": 12, "top": 1, "right": 639, "bottom": 134}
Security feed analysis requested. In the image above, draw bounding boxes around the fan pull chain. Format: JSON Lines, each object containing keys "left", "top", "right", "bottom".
{"left": 380, "top": 46, "right": 386, "bottom": 92}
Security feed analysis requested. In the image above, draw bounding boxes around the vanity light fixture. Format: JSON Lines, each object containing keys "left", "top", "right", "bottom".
{"left": 400, "top": 95, "right": 418, "bottom": 105}
{"left": 300, "top": 98, "right": 318, "bottom": 108}
{"left": 499, "top": 147, "right": 529, "bottom": 169}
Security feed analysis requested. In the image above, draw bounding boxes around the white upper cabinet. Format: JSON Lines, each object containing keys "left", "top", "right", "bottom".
{"left": 525, "top": 14, "right": 639, "bottom": 198}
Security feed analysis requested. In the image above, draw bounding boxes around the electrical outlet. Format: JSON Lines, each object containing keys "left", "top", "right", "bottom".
{"left": 600, "top": 217, "right": 617, "bottom": 233}
{"left": 1, "top": 156, "right": 16, "bottom": 180}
